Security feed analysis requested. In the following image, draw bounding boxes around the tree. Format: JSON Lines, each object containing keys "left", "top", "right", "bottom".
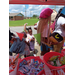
{"left": 33, "top": 15, "right": 38, "bottom": 17}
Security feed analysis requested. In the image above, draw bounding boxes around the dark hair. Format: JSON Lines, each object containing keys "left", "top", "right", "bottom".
{"left": 26, "top": 27, "right": 32, "bottom": 32}
{"left": 60, "top": 13, "right": 65, "bottom": 18}
{"left": 55, "top": 7, "right": 65, "bottom": 19}
{"left": 21, "top": 32, "right": 27, "bottom": 38}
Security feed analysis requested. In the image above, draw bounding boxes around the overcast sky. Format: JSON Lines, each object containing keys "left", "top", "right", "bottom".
{"left": 9, "top": 4, "right": 64, "bottom": 17}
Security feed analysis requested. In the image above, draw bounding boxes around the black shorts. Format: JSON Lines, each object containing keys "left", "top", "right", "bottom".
{"left": 50, "top": 32, "right": 63, "bottom": 42}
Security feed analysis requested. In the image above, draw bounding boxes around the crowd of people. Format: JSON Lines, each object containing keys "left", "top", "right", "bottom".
{"left": 9, "top": 25, "right": 35, "bottom": 57}
{"left": 9, "top": 7, "right": 65, "bottom": 57}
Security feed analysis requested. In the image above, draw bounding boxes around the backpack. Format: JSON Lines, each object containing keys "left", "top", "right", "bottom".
{"left": 10, "top": 38, "right": 26, "bottom": 54}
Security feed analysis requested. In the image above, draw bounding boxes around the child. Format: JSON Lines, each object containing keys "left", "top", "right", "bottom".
{"left": 20, "top": 32, "right": 30, "bottom": 57}
{"left": 9, "top": 32, "right": 30, "bottom": 57}
{"left": 24, "top": 23, "right": 36, "bottom": 56}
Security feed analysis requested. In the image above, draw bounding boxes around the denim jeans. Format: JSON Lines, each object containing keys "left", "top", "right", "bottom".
{"left": 10, "top": 38, "right": 26, "bottom": 54}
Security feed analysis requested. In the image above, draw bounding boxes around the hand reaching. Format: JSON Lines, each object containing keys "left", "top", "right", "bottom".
{"left": 24, "top": 23, "right": 28, "bottom": 26}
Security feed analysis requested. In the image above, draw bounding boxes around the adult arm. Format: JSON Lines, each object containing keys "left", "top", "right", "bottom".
{"left": 11, "top": 37, "right": 17, "bottom": 42}
{"left": 34, "top": 23, "right": 37, "bottom": 30}
{"left": 50, "top": 28, "right": 53, "bottom": 34}
{"left": 34, "top": 21, "right": 39, "bottom": 30}
{"left": 62, "top": 24, "right": 65, "bottom": 30}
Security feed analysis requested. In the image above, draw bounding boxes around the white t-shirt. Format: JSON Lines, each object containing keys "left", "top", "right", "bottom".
{"left": 26, "top": 33, "right": 34, "bottom": 42}
{"left": 53, "top": 16, "right": 65, "bottom": 37}
{"left": 26, "top": 33, "right": 35, "bottom": 50}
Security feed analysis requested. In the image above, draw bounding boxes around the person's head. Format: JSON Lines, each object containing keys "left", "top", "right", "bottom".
{"left": 37, "top": 8, "right": 53, "bottom": 34}
{"left": 27, "top": 27, "right": 32, "bottom": 35}
{"left": 21, "top": 32, "right": 27, "bottom": 38}
{"left": 39, "top": 8, "right": 53, "bottom": 19}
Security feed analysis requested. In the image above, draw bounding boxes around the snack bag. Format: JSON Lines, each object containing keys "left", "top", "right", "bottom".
{"left": 50, "top": 56, "right": 59, "bottom": 61}
{"left": 60, "top": 56, "right": 65, "bottom": 65}
{"left": 9, "top": 54, "right": 19, "bottom": 75}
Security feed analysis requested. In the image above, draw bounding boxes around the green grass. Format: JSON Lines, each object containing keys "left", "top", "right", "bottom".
{"left": 9, "top": 18, "right": 39, "bottom": 27}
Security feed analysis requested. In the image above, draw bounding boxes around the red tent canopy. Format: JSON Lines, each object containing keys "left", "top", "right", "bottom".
{"left": 9, "top": 0, "right": 65, "bottom": 5}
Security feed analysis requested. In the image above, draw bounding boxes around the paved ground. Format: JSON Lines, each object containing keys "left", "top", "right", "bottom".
{"left": 10, "top": 26, "right": 37, "bottom": 35}
{"left": 10, "top": 26, "right": 41, "bottom": 58}
{"left": 9, "top": 26, "right": 65, "bottom": 58}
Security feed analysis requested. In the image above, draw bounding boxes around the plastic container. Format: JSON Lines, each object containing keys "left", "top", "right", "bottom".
{"left": 43, "top": 52, "right": 65, "bottom": 75}
{"left": 17, "top": 56, "right": 44, "bottom": 75}
{"left": 61, "top": 49, "right": 65, "bottom": 55}
{"left": 38, "top": 69, "right": 45, "bottom": 75}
